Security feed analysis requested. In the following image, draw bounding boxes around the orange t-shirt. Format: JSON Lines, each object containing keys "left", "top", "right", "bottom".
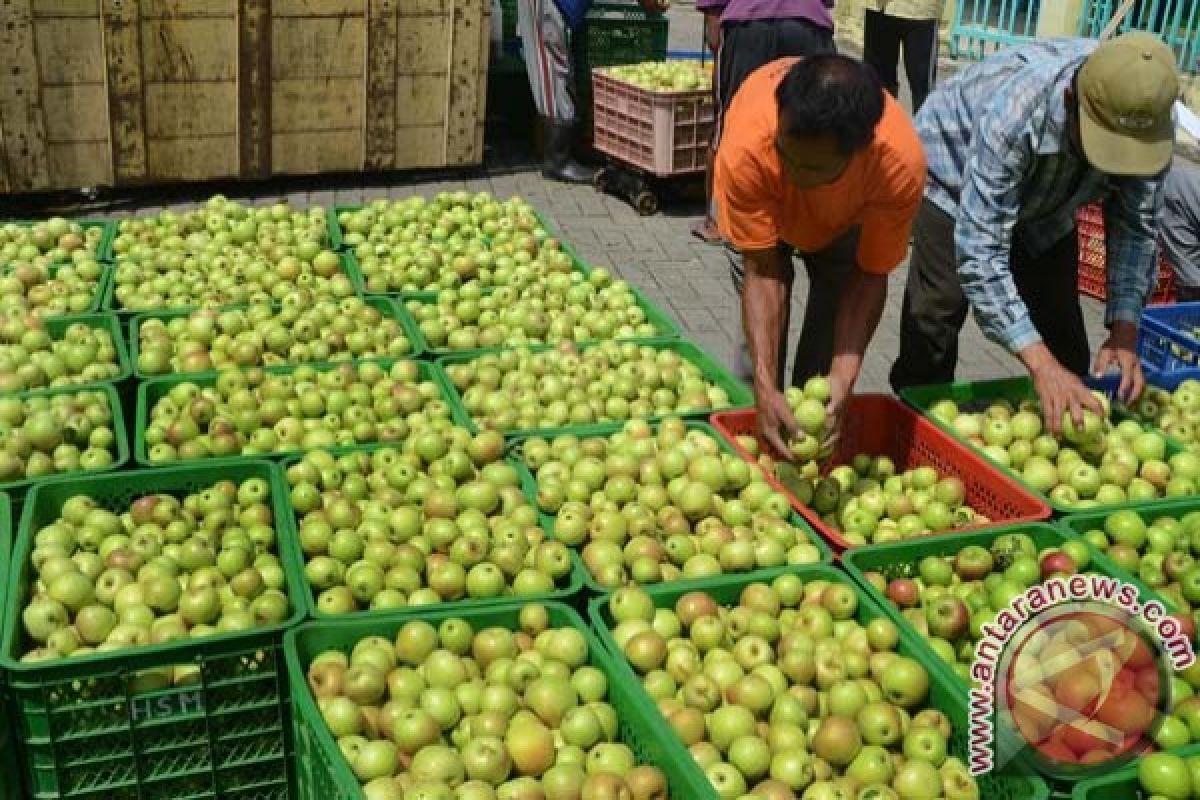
{"left": 714, "top": 58, "right": 927, "bottom": 274}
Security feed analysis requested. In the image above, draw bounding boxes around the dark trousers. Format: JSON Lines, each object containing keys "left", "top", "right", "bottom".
{"left": 889, "top": 200, "right": 1090, "bottom": 392}
{"left": 714, "top": 17, "right": 836, "bottom": 144}
{"left": 730, "top": 229, "right": 859, "bottom": 390}
{"left": 862, "top": 10, "right": 939, "bottom": 112}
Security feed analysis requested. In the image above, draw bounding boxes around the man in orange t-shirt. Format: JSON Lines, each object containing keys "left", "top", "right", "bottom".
{"left": 715, "top": 54, "right": 925, "bottom": 455}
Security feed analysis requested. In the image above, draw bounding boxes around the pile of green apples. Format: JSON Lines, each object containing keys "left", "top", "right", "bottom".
{"left": 19, "top": 476, "right": 291, "bottom": 666}
{"left": 0, "top": 314, "right": 122, "bottom": 391}
{"left": 607, "top": 578, "right": 982, "bottom": 799}
{"left": 143, "top": 361, "right": 452, "bottom": 463}
{"left": 928, "top": 393, "right": 1193, "bottom": 508}
{"left": 305, "top": 608, "right": 671, "bottom": 800}
{"left": 136, "top": 295, "right": 415, "bottom": 375}
{"left": 111, "top": 196, "right": 327, "bottom": 257}
{"left": 0, "top": 260, "right": 107, "bottom": 318}
{"left": 860, "top": 532, "right": 1098, "bottom": 684}
{"left": 525, "top": 419, "right": 824, "bottom": 588}
{"left": 287, "top": 428, "right": 575, "bottom": 613}
{"left": 404, "top": 268, "right": 662, "bottom": 352}
{"left": 1075, "top": 509, "right": 1200, "bottom": 634}
{"left": 0, "top": 219, "right": 105, "bottom": 268}
{"left": 0, "top": 389, "right": 119, "bottom": 483}
{"left": 1138, "top": 751, "right": 1200, "bottom": 800}
{"left": 1130, "top": 381, "right": 1200, "bottom": 452}
{"left": 340, "top": 192, "right": 577, "bottom": 294}
{"left": 445, "top": 342, "right": 735, "bottom": 432}
{"left": 109, "top": 198, "right": 348, "bottom": 311}
{"left": 608, "top": 60, "right": 712, "bottom": 92}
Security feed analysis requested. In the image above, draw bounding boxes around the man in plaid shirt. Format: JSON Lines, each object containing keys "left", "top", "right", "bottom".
{"left": 889, "top": 33, "right": 1179, "bottom": 432}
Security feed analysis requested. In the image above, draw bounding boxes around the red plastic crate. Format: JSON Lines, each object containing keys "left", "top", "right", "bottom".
{"left": 710, "top": 395, "right": 1052, "bottom": 552}
{"left": 1076, "top": 203, "right": 1176, "bottom": 303}
{"left": 591, "top": 68, "right": 714, "bottom": 177}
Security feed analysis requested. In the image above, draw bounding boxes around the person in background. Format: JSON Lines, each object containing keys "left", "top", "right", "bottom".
{"left": 517, "top": 0, "right": 664, "bottom": 183}
{"left": 715, "top": 55, "right": 926, "bottom": 455}
{"left": 889, "top": 33, "right": 1179, "bottom": 431}
{"left": 691, "top": 0, "right": 838, "bottom": 243}
{"left": 1160, "top": 164, "right": 1200, "bottom": 301}
{"left": 862, "top": 0, "right": 944, "bottom": 111}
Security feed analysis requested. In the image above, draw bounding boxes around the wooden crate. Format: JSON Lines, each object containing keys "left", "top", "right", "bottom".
{"left": 0, "top": 0, "right": 489, "bottom": 193}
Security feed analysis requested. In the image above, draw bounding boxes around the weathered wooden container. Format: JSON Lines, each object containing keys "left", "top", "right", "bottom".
{"left": 0, "top": 0, "right": 489, "bottom": 194}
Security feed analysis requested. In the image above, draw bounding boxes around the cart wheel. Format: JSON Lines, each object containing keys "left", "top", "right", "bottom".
{"left": 593, "top": 167, "right": 612, "bottom": 193}
{"left": 634, "top": 189, "right": 658, "bottom": 216}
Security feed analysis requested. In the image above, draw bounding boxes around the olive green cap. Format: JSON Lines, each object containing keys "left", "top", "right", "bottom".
{"left": 1078, "top": 31, "right": 1179, "bottom": 176}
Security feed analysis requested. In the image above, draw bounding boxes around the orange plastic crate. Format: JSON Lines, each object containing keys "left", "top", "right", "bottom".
{"left": 590, "top": 68, "right": 714, "bottom": 177}
{"left": 710, "top": 396, "right": 1052, "bottom": 553}
{"left": 1076, "top": 202, "right": 1176, "bottom": 303}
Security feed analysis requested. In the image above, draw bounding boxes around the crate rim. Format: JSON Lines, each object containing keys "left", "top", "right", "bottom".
{"left": 0, "top": 459, "right": 308, "bottom": 677}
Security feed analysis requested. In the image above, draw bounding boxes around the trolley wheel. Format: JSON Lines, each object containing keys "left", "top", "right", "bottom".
{"left": 633, "top": 189, "right": 659, "bottom": 216}
{"left": 593, "top": 167, "right": 613, "bottom": 193}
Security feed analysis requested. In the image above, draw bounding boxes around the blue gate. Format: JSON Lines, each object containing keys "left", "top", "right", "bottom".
{"left": 1079, "top": 0, "right": 1200, "bottom": 73}
{"left": 947, "top": 0, "right": 1199, "bottom": 73}
{"left": 948, "top": 0, "right": 1044, "bottom": 59}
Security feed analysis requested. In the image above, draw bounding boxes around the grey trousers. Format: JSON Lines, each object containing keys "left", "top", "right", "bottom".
{"left": 518, "top": 0, "right": 576, "bottom": 122}
{"left": 729, "top": 229, "right": 859, "bottom": 390}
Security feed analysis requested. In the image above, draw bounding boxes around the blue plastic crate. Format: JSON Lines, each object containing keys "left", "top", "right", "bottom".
{"left": 1141, "top": 302, "right": 1200, "bottom": 380}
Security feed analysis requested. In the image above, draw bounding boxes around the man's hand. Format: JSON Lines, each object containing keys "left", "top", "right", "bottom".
{"left": 638, "top": 0, "right": 669, "bottom": 12}
{"left": 1021, "top": 343, "right": 1104, "bottom": 435}
{"left": 822, "top": 371, "right": 853, "bottom": 458}
{"left": 756, "top": 385, "right": 800, "bottom": 461}
{"left": 1093, "top": 320, "right": 1145, "bottom": 406}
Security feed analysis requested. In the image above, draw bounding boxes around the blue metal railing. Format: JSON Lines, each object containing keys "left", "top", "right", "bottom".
{"left": 949, "top": 0, "right": 1043, "bottom": 59}
{"left": 947, "top": 0, "right": 1200, "bottom": 73}
{"left": 1079, "top": 0, "right": 1200, "bottom": 73}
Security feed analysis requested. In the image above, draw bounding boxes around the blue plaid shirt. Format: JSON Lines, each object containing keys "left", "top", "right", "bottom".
{"left": 918, "top": 38, "right": 1164, "bottom": 352}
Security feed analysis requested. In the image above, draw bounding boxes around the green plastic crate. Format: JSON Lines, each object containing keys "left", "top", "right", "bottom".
{"left": 285, "top": 601, "right": 685, "bottom": 800}
{"left": 1058, "top": 497, "right": 1200, "bottom": 621}
{"left": 1, "top": 312, "right": 132, "bottom": 394}
{"left": 0, "top": 461, "right": 306, "bottom": 799}
{"left": 0, "top": 490, "right": 25, "bottom": 800}
{"left": 0, "top": 383, "right": 130, "bottom": 495}
{"left": 515, "top": 419, "right": 832, "bottom": 592}
{"left": 437, "top": 338, "right": 753, "bottom": 438}
{"left": 128, "top": 295, "right": 423, "bottom": 379}
{"left": 278, "top": 445, "right": 586, "bottom": 620}
{"left": 901, "top": 376, "right": 1185, "bottom": 515}
{"left": 402, "top": 284, "right": 679, "bottom": 357}
{"left": 588, "top": 564, "right": 1049, "bottom": 800}
{"left": 134, "top": 357, "right": 458, "bottom": 466}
